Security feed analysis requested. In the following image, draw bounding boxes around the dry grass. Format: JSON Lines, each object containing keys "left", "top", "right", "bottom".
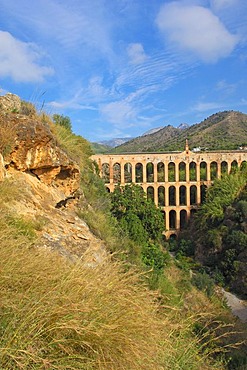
{"left": 0, "top": 215, "right": 165, "bottom": 369}
{"left": 0, "top": 177, "right": 234, "bottom": 370}
{"left": 0, "top": 114, "right": 18, "bottom": 157}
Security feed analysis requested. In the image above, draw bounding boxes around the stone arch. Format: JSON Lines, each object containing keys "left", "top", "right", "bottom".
{"left": 200, "top": 184, "right": 207, "bottom": 203}
{"left": 135, "top": 163, "right": 143, "bottom": 183}
{"left": 240, "top": 160, "right": 247, "bottom": 171}
{"left": 124, "top": 162, "right": 132, "bottom": 183}
{"left": 146, "top": 162, "right": 154, "bottom": 182}
{"left": 157, "top": 162, "right": 165, "bottom": 182}
{"left": 200, "top": 161, "right": 207, "bottom": 181}
{"left": 169, "top": 185, "right": 176, "bottom": 206}
{"left": 179, "top": 162, "right": 186, "bottom": 181}
{"left": 102, "top": 163, "right": 110, "bottom": 183}
{"left": 190, "top": 185, "right": 197, "bottom": 205}
{"left": 158, "top": 186, "right": 165, "bottom": 206}
{"left": 179, "top": 185, "right": 186, "bottom": 205}
{"left": 210, "top": 161, "right": 217, "bottom": 180}
{"left": 169, "top": 210, "right": 176, "bottom": 229}
{"left": 113, "top": 162, "right": 121, "bottom": 183}
{"left": 230, "top": 160, "right": 238, "bottom": 173}
{"left": 189, "top": 161, "right": 197, "bottom": 181}
{"left": 168, "top": 162, "right": 175, "bottom": 182}
{"left": 169, "top": 233, "right": 177, "bottom": 240}
{"left": 221, "top": 161, "right": 228, "bottom": 175}
{"left": 180, "top": 210, "right": 187, "bottom": 229}
{"left": 147, "top": 186, "right": 154, "bottom": 202}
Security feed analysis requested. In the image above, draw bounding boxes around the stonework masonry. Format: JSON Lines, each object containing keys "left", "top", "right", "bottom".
{"left": 91, "top": 148, "right": 247, "bottom": 238}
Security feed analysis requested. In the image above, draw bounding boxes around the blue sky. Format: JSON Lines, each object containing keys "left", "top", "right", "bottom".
{"left": 0, "top": 0, "right": 247, "bottom": 142}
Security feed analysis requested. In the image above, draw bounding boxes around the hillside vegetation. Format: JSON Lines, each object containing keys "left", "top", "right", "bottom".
{"left": 0, "top": 96, "right": 246, "bottom": 369}
{"left": 113, "top": 111, "right": 247, "bottom": 152}
{"left": 179, "top": 168, "right": 247, "bottom": 299}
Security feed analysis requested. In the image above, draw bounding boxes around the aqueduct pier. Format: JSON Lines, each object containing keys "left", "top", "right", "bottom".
{"left": 91, "top": 144, "right": 247, "bottom": 238}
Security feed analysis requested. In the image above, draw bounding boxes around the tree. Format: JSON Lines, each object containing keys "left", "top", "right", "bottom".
{"left": 53, "top": 114, "right": 72, "bottom": 132}
{"left": 110, "top": 184, "right": 164, "bottom": 244}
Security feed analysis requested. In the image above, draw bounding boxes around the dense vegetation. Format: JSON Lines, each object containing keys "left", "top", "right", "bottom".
{"left": 0, "top": 105, "right": 247, "bottom": 369}
{"left": 112, "top": 111, "right": 247, "bottom": 153}
{"left": 181, "top": 168, "right": 247, "bottom": 299}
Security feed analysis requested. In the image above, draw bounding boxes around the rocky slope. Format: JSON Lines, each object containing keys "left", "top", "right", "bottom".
{"left": 0, "top": 93, "right": 106, "bottom": 262}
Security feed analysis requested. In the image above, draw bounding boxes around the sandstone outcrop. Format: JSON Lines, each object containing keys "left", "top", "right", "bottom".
{"left": 0, "top": 93, "right": 106, "bottom": 262}
{"left": 0, "top": 110, "right": 80, "bottom": 197}
{"left": 0, "top": 93, "right": 21, "bottom": 113}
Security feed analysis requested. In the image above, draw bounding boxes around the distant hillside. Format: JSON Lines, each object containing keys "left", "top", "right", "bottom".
{"left": 97, "top": 137, "right": 134, "bottom": 148}
{"left": 113, "top": 111, "right": 247, "bottom": 153}
{"left": 91, "top": 142, "right": 111, "bottom": 154}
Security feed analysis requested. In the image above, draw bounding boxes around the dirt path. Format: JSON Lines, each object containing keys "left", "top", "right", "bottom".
{"left": 222, "top": 289, "right": 247, "bottom": 323}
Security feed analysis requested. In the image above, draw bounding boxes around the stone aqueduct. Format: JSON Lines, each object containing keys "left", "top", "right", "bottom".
{"left": 91, "top": 143, "right": 247, "bottom": 238}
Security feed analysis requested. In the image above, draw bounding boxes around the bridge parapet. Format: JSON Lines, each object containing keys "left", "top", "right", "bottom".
{"left": 91, "top": 149, "right": 247, "bottom": 238}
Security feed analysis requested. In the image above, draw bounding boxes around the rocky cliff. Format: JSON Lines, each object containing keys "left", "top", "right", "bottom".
{"left": 0, "top": 93, "right": 105, "bottom": 262}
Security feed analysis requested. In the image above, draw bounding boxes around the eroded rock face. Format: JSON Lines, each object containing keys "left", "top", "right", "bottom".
{"left": 0, "top": 93, "right": 21, "bottom": 113}
{"left": 2, "top": 114, "right": 80, "bottom": 197}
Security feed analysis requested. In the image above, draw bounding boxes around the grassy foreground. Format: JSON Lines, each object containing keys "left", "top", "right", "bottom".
{"left": 0, "top": 180, "right": 228, "bottom": 369}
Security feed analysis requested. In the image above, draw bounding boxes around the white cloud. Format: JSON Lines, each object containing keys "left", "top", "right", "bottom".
{"left": 100, "top": 100, "right": 138, "bottom": 127}
{"left": 0, "top": 31, "right": 53, "bottom": 82}
{"left": 156, "top": 2, "right": 239, "bottom": 62}
{"left": 193, "top": 101, "right": 226, "bottom": 111}
{"left": 216, "top": 79, "right": 237, "bottom": 94}
{"left": 127, "top": 43, "right": 148, "bottom": 64}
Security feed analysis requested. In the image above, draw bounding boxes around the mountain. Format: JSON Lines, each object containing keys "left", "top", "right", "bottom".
{"left": 141, "top": 127, "right": 164, "bottom": 136}
{"left": 97, "top": 137, "right": 134, "bottom": 148}
{"left": 113, "top": 111, "right": 247, "bottom": 153}
{"left": 91, "top": 142, "right": 111, "bottom": 154}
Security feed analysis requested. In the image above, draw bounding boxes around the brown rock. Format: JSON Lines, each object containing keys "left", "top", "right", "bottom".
{"left": 0, "top": 93, "right": 21, "bottom": 113}
{"left": 2, "top": 113, "right": 80, "bottom": 197}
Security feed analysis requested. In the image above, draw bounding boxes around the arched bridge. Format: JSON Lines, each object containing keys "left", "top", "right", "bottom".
{"left": 91, "top": 143, "right": 247, "bottom": 238}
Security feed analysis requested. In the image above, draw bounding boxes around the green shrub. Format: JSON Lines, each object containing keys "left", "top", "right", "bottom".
{"left": 191, "top": 272, "right": 214, "bottom": 298}
{"left": 141, "top": 242, "right": 169, "bottom": 271}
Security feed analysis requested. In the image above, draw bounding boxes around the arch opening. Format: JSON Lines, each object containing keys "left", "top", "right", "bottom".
{"left": 135, "top": 163, "right": 143, "bottom": 183}
{"left": 180, "top": 210, "right": 187, "bottom": 229}
{"left": 146, "top": 162, "right": 154, "bottom": 182}
{"left": 113, "top": 163, "right": 121, "bottom": 183}
{"left": 189, "top": 161, "right": 197, "bottom": 181}
{"left": 158, "top": 186, "right": 165, "bottom": 206}
{"left": 221, "top": 161, "right": 228, "bottom": 175}
{"left": 230, "top": 160, "right": 238, "bottom": 174}
{"left": 210, "top": 161, "right": 217, "bottom": 180}
{"left": 200, "top": 184, "right": 207, "bottom": 203}
{"left": 102, "top": 163, "right": 110, "bottom": 183}
{"left": 179, "top": 185, "right": 186, "bottom": 205}
{"left": 169, "top": 210, "right": 176, "bottom": 229}
{"left": 200, "top": 161, "right": 207, "bottom": 181}
{"left": 190, "top": 185, "right": 197, "bottom": 205}
{"left": 147, "top": 186, "right": 154, "bottom": 203}
{"left": 157, "top": 162, "right": 165, "bottom": 182}
{"left": 169, "top": 186, "right": 176, "bottom": 206}
{"left": 124, "top": 163, "right": 132, "bottom": 183}
{"left": 179, "top": 162, "right": 186, "bottom": 181}
{"left": 168, "top": 162, "right": 175, "bottom": 182}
